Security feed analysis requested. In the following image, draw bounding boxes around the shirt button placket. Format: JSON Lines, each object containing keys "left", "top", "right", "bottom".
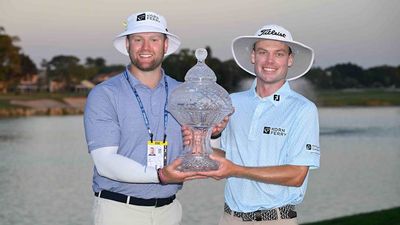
{"left": 248, "top": 103, "right": 266, "bottom": 140}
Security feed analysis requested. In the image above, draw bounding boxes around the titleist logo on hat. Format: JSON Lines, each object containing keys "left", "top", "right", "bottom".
{"left": 258, "top": 29, "right": 286, "bottom": 38}
{"left": 136, "top": 13, "right": 160, "bottom": 22}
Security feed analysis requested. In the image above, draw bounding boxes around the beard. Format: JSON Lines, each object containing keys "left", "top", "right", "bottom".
{"left": 127, "top": 42, "right": 166, "bottom": 72}
{"left": 130, "top": 56, "right": 164, "bottom": 72}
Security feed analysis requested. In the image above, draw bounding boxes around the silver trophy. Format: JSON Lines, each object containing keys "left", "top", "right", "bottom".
{"left": 168, "top": 48, "right": 234, "bottom": 171}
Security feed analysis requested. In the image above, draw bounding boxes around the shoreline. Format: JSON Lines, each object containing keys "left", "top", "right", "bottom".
{"left": 0, "top": 97, "right": 86, "bottom": 118}
{"left": 1, "top": 104, "right": 399, "bottom": 119}
{"left": 0, "top": 90, "right": 399, "bottom": 118}
{"left": 0, "top": 107, "right": 84, "bottom": 118}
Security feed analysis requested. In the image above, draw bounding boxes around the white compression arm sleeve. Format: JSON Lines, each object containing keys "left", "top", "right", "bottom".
{"left": 90, "top": 146, "right": 159, "bottom": 183}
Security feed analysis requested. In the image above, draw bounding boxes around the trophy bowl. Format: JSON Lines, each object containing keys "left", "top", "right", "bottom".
{"left": 168, "top": 48, "right": 234, "bottom": 172}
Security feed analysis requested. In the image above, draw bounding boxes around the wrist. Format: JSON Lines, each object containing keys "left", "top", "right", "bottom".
{"left": 157, "top": 168, "right": 167, "bottom": 185}
{"left": 232, "top": 164, "right": 244, "bottom": 178}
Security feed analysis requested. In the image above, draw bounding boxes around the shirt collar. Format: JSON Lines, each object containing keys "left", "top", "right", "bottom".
{"left": 124, "top": 66, "right": 166, "bottom": 89}
{"left": 249, "top": 80, "right": 292, "bottom": 106}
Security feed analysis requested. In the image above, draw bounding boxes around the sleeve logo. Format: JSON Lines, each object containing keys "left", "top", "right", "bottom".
{"left": 306, "top": 144, "right": 320, "bottom": 152}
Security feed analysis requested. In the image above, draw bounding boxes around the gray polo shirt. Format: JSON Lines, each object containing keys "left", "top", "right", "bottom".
{"left": 84, "top": 69, "right": 183, "bottom": 198}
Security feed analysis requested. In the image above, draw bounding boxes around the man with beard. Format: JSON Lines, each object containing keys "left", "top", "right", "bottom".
{"left": 84, "top": 11, "right": 199, "bottom": 225}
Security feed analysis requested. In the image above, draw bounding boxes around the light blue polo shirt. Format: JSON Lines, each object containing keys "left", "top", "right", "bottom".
{"left": 221, "top": 81, "right": 320, "bottom": 212}
{"left": 84, "top": 68, "right": 183, "bottom": 199}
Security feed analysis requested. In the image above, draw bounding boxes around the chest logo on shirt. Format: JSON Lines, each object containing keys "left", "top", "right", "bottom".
{"left": 273, "top": 94, "right": 280, "bottom": 101}
{"left": 263, "top": 126, "right": 287, "bottom": 136}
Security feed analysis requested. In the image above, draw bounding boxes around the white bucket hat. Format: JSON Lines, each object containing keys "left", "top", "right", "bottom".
{"left": 232, "top": 24, "right": 314, "bottom": 80}
{"left": 113, "top": 11, "right": 181, "bottom": 56}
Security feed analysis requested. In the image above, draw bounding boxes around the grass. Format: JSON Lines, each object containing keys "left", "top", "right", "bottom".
{"left": 0, "top": 99, "right": 16, "bottom": 109}
{"left": 316, "top": 89, "right": 400, "bottom": 106}
{"left": 302, "top": 207, "right": 400, "bottom": 225}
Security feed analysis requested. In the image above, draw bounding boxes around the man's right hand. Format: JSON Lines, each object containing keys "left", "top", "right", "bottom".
{"left": 182, "top": 125, "right": 192, "bottom": 146}
{"left": 158, "top": 158, "right": 206, "bottom": 184}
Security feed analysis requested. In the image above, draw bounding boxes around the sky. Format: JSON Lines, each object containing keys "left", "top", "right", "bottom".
{"left": 1, "top": 0, "right": 400, "bottom": 69}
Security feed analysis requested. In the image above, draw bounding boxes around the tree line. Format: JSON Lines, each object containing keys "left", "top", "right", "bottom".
{"left": 307, "top": 63, "right": 400, "bottom": 90}
{"left": 1, "top": 27, "right": 399, "bottom": 93}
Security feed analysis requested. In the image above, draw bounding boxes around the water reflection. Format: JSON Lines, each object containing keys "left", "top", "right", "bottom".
{"left": 0, "top": 134, "right": 17, "bottom": 142}
{"left": 321, "top": 126, "right": 400, "bottom": 137}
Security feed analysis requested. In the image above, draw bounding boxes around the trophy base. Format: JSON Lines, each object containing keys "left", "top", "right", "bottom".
{"left": 179, "top": 154, "right": 219, "bottom": 172}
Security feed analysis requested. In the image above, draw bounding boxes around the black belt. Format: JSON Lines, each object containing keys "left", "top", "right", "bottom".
{"left": 224, "top": 203, "right": 297, "bottom": 221}
{"left": 94, "top": 190, "right": 175, "bottom": 207}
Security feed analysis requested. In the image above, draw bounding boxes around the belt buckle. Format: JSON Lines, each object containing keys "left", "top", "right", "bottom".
{"left": 278, "top": 205, "right": 297, "bottom": 219}
{"left": 254, "top": 211, "right": 262, "bottom": 221}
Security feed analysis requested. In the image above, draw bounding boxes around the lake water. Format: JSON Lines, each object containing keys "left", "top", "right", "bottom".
{"left": 0, "top": 107, "right": 399, "bottom": 225}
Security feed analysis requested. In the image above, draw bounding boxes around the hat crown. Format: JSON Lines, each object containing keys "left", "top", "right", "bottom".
{"left": 113, "top": 11, "right": 181, "bottom": 56}
{"left": 126, "top": 12, "right": 167, "bottom": 31}
{"left": 255, "top": 24, "right": 293, "bottom": 42}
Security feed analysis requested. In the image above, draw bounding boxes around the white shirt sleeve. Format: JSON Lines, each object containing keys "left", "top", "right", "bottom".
{"left": 90, "top": 146, "right": 159, "bottom": 183}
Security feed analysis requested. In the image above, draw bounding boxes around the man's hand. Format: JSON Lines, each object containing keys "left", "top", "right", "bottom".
{"left": 197, "top": 153, "right": 237, "bottom": 180}
{"left": 211, "top": 115, "right": 230, "bottom": 138}
{"left": 182, "top": 109, "right": 234, "bottom": 145}
{"left": 182, "top": 125, "right": 192, "bottom": 146}
{"left": 158, "top": 158, "right": 206, "bottom": 184}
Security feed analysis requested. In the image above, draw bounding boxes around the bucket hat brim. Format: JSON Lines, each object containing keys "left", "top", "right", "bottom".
{"left": 113, "top": 27, "right": 180, "bottom": 56}
{"left": 232, "top": 32, "right": 314, "bottom": 81}
{"left": 113, "top": 12, "right": 181, "bottom": 57}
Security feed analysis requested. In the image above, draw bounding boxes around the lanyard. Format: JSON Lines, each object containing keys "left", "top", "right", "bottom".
{"left": 124, "top": 71, "right": 169, "bottom": 142}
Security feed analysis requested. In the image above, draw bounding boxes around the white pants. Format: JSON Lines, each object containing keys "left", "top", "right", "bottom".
{"left": 92, "top": 197, "right": 182, "bottom": 225}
